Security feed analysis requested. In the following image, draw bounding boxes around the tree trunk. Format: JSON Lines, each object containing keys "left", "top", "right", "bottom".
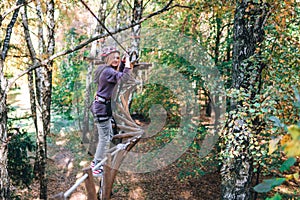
{"left": 115, "top": 0, "right": 123, "bottom": 42}
{"left": 0, "top": 1, "right": 24, "bottom": 198}
{"left": 131, "top": 0, "right": 143, "bottom": 60}
{"left": 221, "top": 1, "right": 270, "bottom": 199}
{"left": 82, "top": 59, "right": 93, "bottom": 144}
{"left": 85, "top": 0, "right": 107, "bottom": 154}
{"left": 0, "top": 60, "right": 10, "bottom": 200}
{"left": 21, "top": 0, "right": 55, "bottom": 198}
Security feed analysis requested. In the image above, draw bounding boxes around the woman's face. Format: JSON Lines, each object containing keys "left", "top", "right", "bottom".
{"left": 107, "top": 52, "right": 120, "bottom": 68}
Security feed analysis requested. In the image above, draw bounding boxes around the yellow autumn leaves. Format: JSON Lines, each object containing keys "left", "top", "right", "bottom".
{"left": 268, "top": 124, "right": 300, "bottom": 157}
{"left": 281, "top": 125, "right": 300, "bottom": 157}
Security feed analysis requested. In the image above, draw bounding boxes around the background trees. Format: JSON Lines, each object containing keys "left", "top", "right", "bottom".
{"left": 0, "top": 0, "right": 299, "bottom": 199}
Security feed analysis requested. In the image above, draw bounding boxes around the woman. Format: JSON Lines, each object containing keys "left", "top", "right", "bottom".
{"left": 91, "top": 46, "right": 132, "bottom": 177}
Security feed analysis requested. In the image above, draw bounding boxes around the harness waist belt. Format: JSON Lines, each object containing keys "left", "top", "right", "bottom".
{"left": 95, "top": 115, "right": 110, "bottom": 122}
{"left": 95, "top": 96, "right": 110, "bottom": 103}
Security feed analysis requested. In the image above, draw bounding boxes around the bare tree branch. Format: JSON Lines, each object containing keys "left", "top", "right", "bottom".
{"left": 143, "top": 0, "right": 151, "bottom": 10}
{"left": 124, "top": 0, "right": 133, "bottom": 10}
{"left": 105, "top": 1, "right": 118, "bottom": 20}
{"left": 21, "top": 4, "right": 37, "bottom": 60}
{"left": 1, "top": 0, "right": 32, "bottom": 20}
{"left": 2, "top": 0, "right": 177, "bottom": 102}
{"left": 2, "top": 0, "right": 25, "bottom": 60}
{"left": 46, "top": 0, "right": 175, "bottom": 61}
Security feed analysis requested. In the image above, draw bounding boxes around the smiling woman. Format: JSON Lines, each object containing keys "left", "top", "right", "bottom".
{"left": 90, "top": 46, "right": 132, "bottom": 177}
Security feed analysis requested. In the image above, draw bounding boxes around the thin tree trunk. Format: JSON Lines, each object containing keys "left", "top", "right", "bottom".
{"left": 116, "top": 0, "right": 123, "bottom": 42}
{"left": 207, "top": 11, "right": 222, "bottom": 118}
{"left": 221, "top": 1, "right": 270, "bottom": 199}
{"left": 1, "top": 0, "right": 24, "bottom": 60}
{"left": 0, "top": 59, "right": 10, "bottom": 200}
{"left": 22, "top": 0, "right": 55, "bottom": 198}
{"left": 39, "top": 1, "right": 55, "bottom": 199}
{"left": 214, "top": 11, "right": 221, "bottom": 68}
{"left": 0, "top": 0, "right": 24, "bottom": 198}
{"left": 21, "top": 2, "right": 46, "bottom": 198}
{"left": 32, "top": 0, "right": 44, "bottom": 178}
{"left": 22, "top": 4, "right": 38, "bottom": 133}
{"left": 86, "top": 0, "right": 107, "bottom": 154}
{"left": 131, "top": 0, "right": 143, "bottom": 60}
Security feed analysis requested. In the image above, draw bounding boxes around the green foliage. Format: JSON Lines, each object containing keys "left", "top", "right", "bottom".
{"left": 130, "top": 83, "right": 180, "bottom": 126}
{"left": 219, "top": 0, "right": 299, "bottom": 164}
{"left": 269, "top": 116, "right": 286, "bottom": 129}
{"left": 253, "top": 156, "right": 297, "bottom": 196}
{"left": 7, "top": 129, "right": 35, "bottom": 188}
{"left": 191, "top": 125, "right": 208, "bottom": 150}
{"left": 254, "top": 100, "right": 299, "bottom": 199}
{"left": 219, "top": 87, "right": 271, "bottom": 168}
{"left": 254, "top": 178, "right": 286, "bottom": 193}
{"left": 52, "top": 28, "right": 88, "bottom": 120}
{"left": 266, "top": 193, "right": 282, "bottom": 200}
{"left": 131, "top": 47, "right": 205, "bottom": 126}
{"left": 279, "top": 157, "right": 296, "bottom": 173}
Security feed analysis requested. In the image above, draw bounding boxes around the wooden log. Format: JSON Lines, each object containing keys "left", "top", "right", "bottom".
{"left": 133, "top": 62, "right": 152, "bottom": 68}
{"left": 83, "top": 168, "right": 97, "bottom": 200}
{"left": 125, "top": 135, "right": 142, "bottom": 151}
{"left": 83, "top": 57, "right": 151, "bottom": 69}
{"left": 114, "top": 113, "right": 139, "bottom": 128}
{"left": 83, "top": 56, "right": 105, "bottom": 65}
{"left": 112, "top": 131, "right": 143, "bottom": 139}
{"left": 120, "top": 95, "right": 129, "bottom": 113}
{"left": 109, "top": 135, "right": 142, "bottom": 189}
{"left": 101, "top": 153, "right": 112, "bottom": 200}
{"left": 110, "top": 150, "right": 127, "bottom": 192}
{"left": 116, "top": 102, "right": 134, "bottom": 121}
{"left": 83, "top": 169, "right": 97, "bottom": 200}
{"left": 117, "top": 124, "right": 141, "bottom": 132}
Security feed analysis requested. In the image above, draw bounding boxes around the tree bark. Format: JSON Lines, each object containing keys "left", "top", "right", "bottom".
{"left": 1, "top": 0, "right": 24, "bottom": 60}
{"left": 0, "top": 59, "right": 9, "bottom": 200}
{"left": 21, "top": 0, "right": 55, "bottom": 198}
{"left": 131, "top": 0, "right": 143, "bottom": 60}
{"left": 0, "top": 0, "right": 24, "bottom": 198}
{"left": 221, "top": 1, "right": 270, "bottom": 199}
{"left": 85, "top": 0, "right": 108, "bottom": 154}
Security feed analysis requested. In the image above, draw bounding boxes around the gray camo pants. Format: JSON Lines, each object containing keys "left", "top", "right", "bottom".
{"left": 93, "top": 117, "right": 113, "bottom": 164}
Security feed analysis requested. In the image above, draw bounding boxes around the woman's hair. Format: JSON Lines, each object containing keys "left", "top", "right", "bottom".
{"left": 104, "top": 52, "right": 120, "bottom": 67}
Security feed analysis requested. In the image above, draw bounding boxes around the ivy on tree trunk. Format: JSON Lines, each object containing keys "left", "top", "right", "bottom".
{"left": 221, "top": 1, "right": 270, "bottom": 199}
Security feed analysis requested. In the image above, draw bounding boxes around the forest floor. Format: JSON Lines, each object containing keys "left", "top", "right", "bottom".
{"left": 9, "top": 82, "right": 299, "bottom": 200}
{"left": 14, "top": 126, "right": 300, "bottom": 200}
{"left": 17, "top": 130, "right": 222, "bottom": 200}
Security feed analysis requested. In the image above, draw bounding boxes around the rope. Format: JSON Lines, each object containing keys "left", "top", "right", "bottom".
{"left": 78, "top": 0, "right": 128, "bottom": 54}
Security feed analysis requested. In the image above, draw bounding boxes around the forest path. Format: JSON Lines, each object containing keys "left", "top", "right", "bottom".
{"left": 8, "top": 82, "right": 222, "bottom": 199}
{"left": 45, "top": 130, "right": 222, "bottom": 200}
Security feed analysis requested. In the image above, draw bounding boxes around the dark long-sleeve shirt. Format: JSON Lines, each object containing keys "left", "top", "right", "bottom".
{"left": 96, "top": 66, "right": 130, "bottom": 99}
{"left": 92, "top": 64, "right": 131, "bottom": 116}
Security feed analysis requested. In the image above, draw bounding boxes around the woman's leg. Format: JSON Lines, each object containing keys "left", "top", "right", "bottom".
{"left": 94, "top": 118, "right": 112, "bottom": 163}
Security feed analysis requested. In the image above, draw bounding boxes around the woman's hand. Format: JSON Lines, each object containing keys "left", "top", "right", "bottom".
{"left": 124, "top": 52, "right": 132, "bottom": 69}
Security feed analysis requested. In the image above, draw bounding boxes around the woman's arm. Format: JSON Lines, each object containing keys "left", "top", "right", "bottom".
{"left": 106, "top": 55, "right": 132, "bottom": 83}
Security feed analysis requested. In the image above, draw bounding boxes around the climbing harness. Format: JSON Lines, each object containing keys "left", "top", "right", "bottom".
{"left": 58, "top": 2, "right": 152, "bottom": 199}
